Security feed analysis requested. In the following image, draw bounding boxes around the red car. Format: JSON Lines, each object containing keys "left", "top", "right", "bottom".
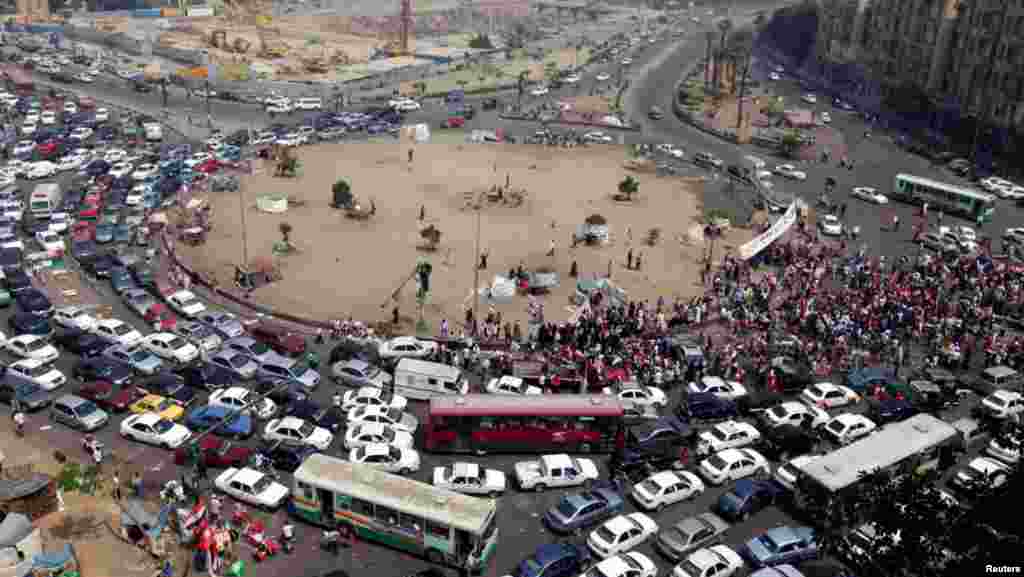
{"left": 144, "top": 303, "right": 178, "bottom": 331}
{"left": 78, "top": 201, "right": 100, "bottom": 222}
{"left": 76, "top": 381, "right": 145, "bottom": 413}
{"left": 249, "top": 321, "right": 306, "bottom": 357}
{"left": 36, "top": 140, "right": 61, "bottom": 158}
{"left": 440, "top": 116, "right": 465, "bottom": 129}
{"left": 173, "top": 436, "right": 253, "bottom": 468}
{"left": 72, "top": 221, "right": 96, "bottom": 242}
{"left": 195, "top": 159, "right": 222, "bottom": 174}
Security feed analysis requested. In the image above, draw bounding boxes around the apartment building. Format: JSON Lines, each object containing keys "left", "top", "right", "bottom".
{"left": 815, "top": 0, "right": 1024, "bottom": 127}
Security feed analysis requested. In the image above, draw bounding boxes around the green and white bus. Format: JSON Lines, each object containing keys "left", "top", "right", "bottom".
{"left": 892, "top": 173, "right": 995, "bottom": 221}
{"left": 289, "top": 454, "right": 498, "bottom": 571}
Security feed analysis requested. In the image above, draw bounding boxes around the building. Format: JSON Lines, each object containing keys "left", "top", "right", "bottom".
{"left": 815, "top": 0, "right": 1024, "bottom": 128}
{"left": 14, "top": 0, "right": 48, "bottom": 20}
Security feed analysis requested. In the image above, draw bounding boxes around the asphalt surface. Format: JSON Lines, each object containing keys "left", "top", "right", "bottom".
{"left": 4, "top": 6, "right": 1021, "bottom": 577}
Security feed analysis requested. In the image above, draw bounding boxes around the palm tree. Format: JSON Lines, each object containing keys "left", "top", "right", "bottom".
{"left": 730, "top": 29, "right": 755, "bottom": 135}
{"left": 713, "top": 19, "right": 732, "bottom": 92}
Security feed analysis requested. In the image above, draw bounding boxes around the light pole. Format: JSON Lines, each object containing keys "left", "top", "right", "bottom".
{"left": 471, "top": 207, "right": 481, "bottom": 334}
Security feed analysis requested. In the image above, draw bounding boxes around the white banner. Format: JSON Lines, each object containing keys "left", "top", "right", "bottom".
{"left": 737, "top": 201, "right": 797, "bottom": 260}
{"left": 188, "top": 7, "right": 213, "bottom": 17}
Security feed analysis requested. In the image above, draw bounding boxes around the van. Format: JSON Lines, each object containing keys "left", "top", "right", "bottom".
{"left": 951, "top": 417, "right": 988, "bottom": 452}
{"left": 393, "top": 358, "right": 468, "bottom": 400}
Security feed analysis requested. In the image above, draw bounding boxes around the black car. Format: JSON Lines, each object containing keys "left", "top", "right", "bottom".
{"left": 8, "top": 312, "right": 52, "bottom": 336}
{"left": 133, "top": 81, "right": 154, "bottom": 93}
{"left": 83, "top": 253, "right": 114, "bottom": 278}
{"left": 138, "top": 373, "right": 197, "bottom": 406}
{"left": 611, "top": 416, "right": 694, "bottom": 477}
{"left": 756, "top": 424, "right": 819, "bottom": 461}
{"left": 177, "top": 363, "right": 238, "bottom": 391}
{"left": 4, "top": 269, "right": 32, "bottom": 293}
{"left": 15, "top": 288, "right": 53, "bottom": 317}
{"left": 253, "top": 379, "right": 307, "bottom": 406}
{"left": 737, "top": 388, "right": 786, "bottom": 416}
{"left": 726, "top": 164, "right": 754, "bottom": 185}
{"left": 866, "top": 398, "right": 919, "bottom": 424}
{"left": 678, "top": 392, "right": 738, "bottom": 421}
{"left": 285, "top": 399, "right": 345, "bottom": 433}
{"left": 481, "top": 97, "right": 499, "bottom": 110}
{"left": 763, "top": 356, "right": 814, "bottom": 393}
{"left": 53, "top": 329, "right": 108, "bottom": 357}
{"left": 259, "top": 440, "right": 318, "bottom": 473}
{"left": 329, "top": 337, "right": 382, "bottom": 365}
{"left": 73, "top": 358, "right": 133, "bottom": 386}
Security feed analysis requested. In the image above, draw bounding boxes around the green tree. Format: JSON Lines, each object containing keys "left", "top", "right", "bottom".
{"left": 780, "top": 129, "right": 801, "bottom": 157}
{"left": 413, "top": 81, "right": 427, "bottom": 97}
{"left": 331, "top": 179, "right": 352, "bottom": 208}
{"left": 468, "top": 33, "right": 493, "bottom": 49}
{"left": 617, "top": 176, "right": 639, "bottom": 200}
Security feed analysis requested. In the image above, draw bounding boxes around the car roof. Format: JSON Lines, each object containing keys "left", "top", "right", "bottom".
{"left": 221, "top": 386, "right": 249, "bottom": 397}
{"left": 764, "top": 526, "right": 800, "bottom": 545}
{"left": 134, "top": 412, "right": 161, "bottom": 424}
{"left": 344, "top": 358, "right": 369, "bottom": 370}
{"left": 451, "top": 462, "right": 480, "bottom": 478}
{"left": 355, "top": 386, "right": 382, "bottom": 397}
{"left": 688, "top": 548, "right": 723, "bottom": 570}
{"left": 542, "top": 454, "right": 573, "bottom": 468}
{"left": 362, "top": 444, "right": 392, "bottom": 457}
{"left": 603, "top": 515, "right": 635, "bottom": 534}
{"left": 648, "top": 471, "right": 681, "bottom": 487}
{"left": 355, "top": 422, "right": 386, "bottom": 436}
{"left": 277, "top": 416, "right": 305, "bottom": 429}
{"left": 231, "top": 468, "right": 264, "bottom": 486}
{"left": 534, "top": 543, "right": 579, "bottom": 564}
{"left": 55, "top": 394, "right": 90, "bottom": 408}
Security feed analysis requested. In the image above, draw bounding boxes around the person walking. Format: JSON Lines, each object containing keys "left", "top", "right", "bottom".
{"left": 547, "top": 238, "right": 556, "bottom": 257}
{"left": 131, "top": 471, "right": 143, "bottom": 499}
{"left": 112, "top": 471, "right": 122, "bottom": 501}
{"left": 892, "top": 214, "right": 900, "bottom": 231}
{"left": 627, "top": 248, "right": 633, "bottom": 270}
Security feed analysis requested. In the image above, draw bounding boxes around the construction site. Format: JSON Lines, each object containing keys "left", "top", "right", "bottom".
{"left": 87, "top": 0, "right": 534, "bottom": 81}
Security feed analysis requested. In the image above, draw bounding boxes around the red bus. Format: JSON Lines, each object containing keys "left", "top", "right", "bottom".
{"left": 424, "top": 395, "right": 626, "bottom": 455}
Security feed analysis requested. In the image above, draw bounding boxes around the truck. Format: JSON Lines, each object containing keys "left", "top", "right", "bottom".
{"left": 29, "top": 183, "right": 61, "bottom": 220}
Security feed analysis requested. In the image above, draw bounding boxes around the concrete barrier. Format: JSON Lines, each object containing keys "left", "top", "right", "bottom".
{"left": 151, "top": 44, "right": 204, "bottom": 66}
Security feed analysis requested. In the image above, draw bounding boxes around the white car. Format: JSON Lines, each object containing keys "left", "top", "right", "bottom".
{"left": 822, "top": 413, "right": 876, "bottom": 445}
{"left": 108, "top": 162, "right": 134, "bottom": 179}
{"left": 596, "top": 72, "right": 611, "bottom": 81}
{"left": 774, "top": 164, "right": 807, "bottom": 181}
{"left": 530, "top": 86, "right": 550, "bottom": 96}
{"left": 630, "top": 471, "right": 705, "bottom": 511}
{"left": 142, "top": 333, "right": 199, "bottom": 364}
{"left": 39, "top": 110, "right": 57, "bottom": 125}
{"left": 132, "top": 163, "right": 158, "bottom": 180}
{"left": 26, "top": 161, "right": 57, "bottom": 180}
{"left": 6, "top": 335, "right": 60, "bottom": 363}
{"left": 698, "top": 448, "right": 770, "bottom": 485}
{"left": 344, "top": 421, "right": 414, "bottom": 450}
{"left": 744, "top": 155, "right": 766, "bottom": 170}
{"left": 584, "top": 131, "right": 614, "bottom": 143}
{"left": 515, "top": 453, "right": 599, "bottom": 491}
{"left": 12, "top": 140, "right": 35, "bottom": 156}
{"left": 761, "top": 401, "right": 829, "bottom": 429}
{"left": 209, "top": 387, "right": 278, "bottom": 419}
{"left": 8, "top": 358, "right": 66, "bottom": 391}
{"left": 92, "top": 318, "right": 143, "bottom": 348}
{"left": 851, "top": 186, "right": 888, "bottom": 204}
{"left": 953, "top": 457, "right": 1010, "bottom": 491}
{"left": 819, "top": 111, "right": 831, "bottom": 124}
{"left": 183, "top": 153, "right": 210, "bottom": 168}
{"left": 585, "top": 553, "right": 658, "bottom": 577}
{"left": 263, "top": 416, "right": 334, "bottom": 451}
{"left": 697, "top": 421, "right": 761, "bottom": 455}
{"left": 103, "top": 148, "right": 127, "bottom": 164}
{"left": 486, "top": 375, "right": 542, "bottom": 395}
{"left": 774, "top": 454, "right": 820, "bottom": 491}
{"left": 433, "top": 462, "right": 507, "bottom": 496}
{"left": 57, "top": 154, "right": 86, "bottom": 172}
{"left": 251, "top": 131, "right": 276, "bottom": 145}
{"left": 346, "top": 404, "right": 419, "bottom": 433}
{"left": 564, "top": 74, "right": 581, "bottom": 84}
{"left": 621, "top": 58, "right": 633, "bottom": 65}
{"left": 387, "top": 97, "right": 416, "bottom": 108}
{"left": 53, "top": 305, "right": 97, "bottom": 332}
{"left": 95, "top": 108, "right": 109, "bottom": 122}
{"left": 604, "top": 385, "right": 668, "bottom": 407}
{"left": 671, "top": 546, "right": 745, "bottom": 577}
{"left": 266, "top": 103, "right": 293, "bottom": 115}
{"left": 394, "top": 100, "right": 421, "bottom": 112}
{"left": 166, "top": 290, "right": 206, "bottom": 318}
{"left": 120, "top": 412, "right": 191, "bottom": 448}
{"left": 378, "top": 336, "right": 438, "bottom": 361}
{"left": 769, "top": 72, "right": 781, "bottom": 81}
{"left": 275, "top": 133, "right": 304, "bottom": 147}
{"left": 214, "top": 467, "right": 290, "bottom": 510}
{"left": 63, "top": 102, "right": 78, "bottom": 114}
{"left": 349, "top": 443, "right": 421, "bottom": 474}
{"left": 819, "top": 215, "right": 843, "bottom": 236}
{"left": 587, "top": 513, "right": 658, "bottom": 559}
{"left": 980, "top": 390, "right": 1023, "bottom": 420}
{"left": 688, "top": 376, "right": 747, "bottom": 400}
{"left": 127, "top": 185, "right": 147, "bottom": 206}
{"left": 75, "top": 72, "right": 94, "bottom": 83}
{"left": 801, "top": 93, "right": 817, "bottom": 104}
{"left": 295, "top": 97, "right": 323, "bottom": 110}
{"left": 35, "top": 230, "right": 64, "bottom": 254}
{"left": 69, "top": 127, "right": 93, "bottom": 141}
{"left": 48, "top": 212, "right": 69, "bottom": 234}
{"left": 800, "top": 383, "right": 860, "bottom": 409}
{"left": 342, "top": 386, "right": 408, "bottom": 412}
{"left": 985, "top": 434, "right": 1020, "bottom": 464}
{"left": 21, "top": 122, "right": 37, "bottom": 136}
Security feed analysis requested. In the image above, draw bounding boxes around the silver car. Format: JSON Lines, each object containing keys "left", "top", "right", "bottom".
{"left": 224, "top": 336, "right": 279, "bottom": 364}
{"left": 654, "top": 512, "right": 730, "bottom": 561}
{"left": 331, "top": 359, "right": 393, "bottom": 389}
{"left": 209, "top": 349, "right": 259, "bottom": 380}
{"left": 174, "top": 321, "right": 223, "bottom": 353}
{"left": 257, "top": 357, "right": 321, "bottom": 390}
{"left": 51, "top": 394, "right": 109, "bottom": 432}
{"left": 197, "top": 310, "right": 245, "bottom": 339}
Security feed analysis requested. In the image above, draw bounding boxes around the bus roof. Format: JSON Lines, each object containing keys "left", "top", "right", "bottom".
{"left": 799, "top": 414, "right": 957, "bottom": 493}
{"left": 430, "top": 394, "right": 625, "bottom": 417}
{"left": 895, "top": 173, "right": 994, "bottom": 202}
{"left": 294, "top": 454, "right": 496, "bottom": 534}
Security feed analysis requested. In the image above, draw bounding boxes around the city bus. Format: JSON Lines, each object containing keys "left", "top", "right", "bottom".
{"left": 891, "top": 173, "right": 995, "bottom": 221}
{"left": 424, "top": 394, "right": 626, "bottom": 454}
{"left": 793, "top": 414, "right": 958, "bottom": 512}
{"left": 289, "top": 454, "right": 498, "bottom": 571}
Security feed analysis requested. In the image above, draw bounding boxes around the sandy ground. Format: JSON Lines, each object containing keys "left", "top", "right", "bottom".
{"left": 179, "top": 143, "right": 753, "bottom": 330}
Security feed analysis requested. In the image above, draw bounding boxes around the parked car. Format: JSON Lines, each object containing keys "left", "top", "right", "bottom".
{"left": 186, "top": 404, "right": 253, "bottom": 439}
{"left": 120, "top": 412, "right": 191, "bottom": 448}
{"left": 249, "top": 321, "right": 306, "bottom": 357}
{"left": 739, "top": 526, "right": 818, "bottom": 568}
{"left": 653, "top": 513, "right": 730, "bottom": 561}
{"left": 714, "top": 479, "right": 789, "bottom": 521}
{"left": 214, "top": 467, "right": 289, "bottom": 509}
{"left": 50, "top": 393, "right": 109, "bottom": 431}
{"left": 76, "top": 380, "right": 144, "bottom": 412}
{"left": 543, "top": 484, "right": 626, "bottom": 534}
{"left": 173, "top": 435, "right": 253, "bottom": 468}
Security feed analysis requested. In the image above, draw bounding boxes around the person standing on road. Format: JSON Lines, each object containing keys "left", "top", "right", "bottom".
{"left": 893, "top": 214, "right": 900, "bottom": 231}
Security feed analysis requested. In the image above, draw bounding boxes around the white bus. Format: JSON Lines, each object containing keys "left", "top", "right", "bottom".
{"left": 794, "top": 413, "right": 959, "bottom": 507}
{"left": 289, "top": 454, "right": 498, "bottom": 571}
{"left": 891, "top": 173, "right": 995, "bottom": 222}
